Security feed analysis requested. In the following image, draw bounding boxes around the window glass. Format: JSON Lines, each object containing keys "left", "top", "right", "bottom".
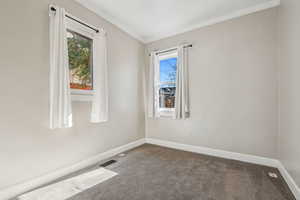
{"left": 67, "top": 30, "right": 93, "bottom": 91}
{"left": 159, "top": 57, "right": 177, "bottom": 82}
{"left": 158, "top": 57, "right": 177, "bottom": 109}
{"left": 159, "top": 84, "right": 176, "bottom": 109}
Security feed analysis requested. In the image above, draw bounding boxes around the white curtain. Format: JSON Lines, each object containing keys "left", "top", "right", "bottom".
{"left": 147, "top": 52, "right": 158, "bottom": 118}
{"left": 90, "top": 31, "right": 108, "bottom": 123}
{"left": 49, "top": 5, "right": 72, "bottom": 129}
{"left": 174, "top": 45, "right": 190, "bottom": 119}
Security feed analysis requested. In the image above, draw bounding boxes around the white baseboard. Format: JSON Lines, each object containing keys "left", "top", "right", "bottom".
{"left": 146, "top": 138, "right": 300, "bottom": 199}
{"left": 0, "top": 138, "right": 145, "bottom": 200}
{"left": 2, "top": 137, "right": 299, "bottom": 200}
{"left": 277, "top": 162, "right": 300, "bottom": 199}
{"left": 146, "top": 138, "right": 279, "bottom": 167}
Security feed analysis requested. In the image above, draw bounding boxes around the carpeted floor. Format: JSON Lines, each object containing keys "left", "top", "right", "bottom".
{"left": 17, "top": 144, "right": 296, "bottom": 200}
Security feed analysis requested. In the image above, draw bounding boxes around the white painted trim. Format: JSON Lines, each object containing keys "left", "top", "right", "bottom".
{"left": 277, "top": 162, "right": 300, "bottom": 199}
{"left": 146, "top": 138, "right": 300, "bottom": 199}
{"left": 0, "top": 139, "right": 145, "bottom": 200}
{"left": 2, "top": 137, "right": 299, "bottom": 199}
{"left": 67, "top": 19, "right": 95, "bottom": 103}
{"left": 76, "top": 0, "right": 280, "bottom": 43}
{"left": 74, "top": 0, "right": 145, "bottom": 43}
{"left": 145, "top": 0, "right": 281, "bottom": 43}
{"left": 71, "top": 94, "right": 93, "bottom": 102}
{"left": 146, "top": 138, "right": 279, "bottom": 167}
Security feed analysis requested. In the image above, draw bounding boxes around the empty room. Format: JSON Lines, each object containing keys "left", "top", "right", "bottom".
{"left": 0, "top": 0, "right": 299, "bottom": 199}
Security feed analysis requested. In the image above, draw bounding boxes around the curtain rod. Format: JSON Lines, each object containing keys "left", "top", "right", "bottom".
{"left": 50, "top": 7, "right": 99, "bottom": 33}
{"left": 149, "top": 44, "right": 193, "bottom": 56}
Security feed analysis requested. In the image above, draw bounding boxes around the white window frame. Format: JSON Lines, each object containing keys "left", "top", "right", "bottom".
{"left": 66, "top": 16, "right": 96, "bottom": 102}
{"left": 155, "top": 51, "right": 178, "bottom": 117}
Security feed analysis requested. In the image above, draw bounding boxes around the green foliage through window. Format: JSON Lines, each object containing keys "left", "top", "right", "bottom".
{"left": 67, "top": 30, "right": 93, "bottom": 90}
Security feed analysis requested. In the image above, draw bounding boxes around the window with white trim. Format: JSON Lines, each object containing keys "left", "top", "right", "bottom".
{"left": 156, "top": 51, "right": 178, "bottom": 116}
{"left": 66, "top": 18, "right": 95, "bottom": 101}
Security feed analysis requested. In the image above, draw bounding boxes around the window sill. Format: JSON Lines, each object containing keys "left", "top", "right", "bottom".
{"left": 71, "top": 94, "right": 93, "bottom": 102}
{"left": 158, "top": 108, "right": 175, "bottom": 118}
{"left": 71, "top": 89, "right": 94, "bottom": 102}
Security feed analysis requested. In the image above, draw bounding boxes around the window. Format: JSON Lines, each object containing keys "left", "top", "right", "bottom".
{"left": 156, "top": 51, "right": 178, "bottom": 116}
{"left": 66, "top": 18, "right": 95, "bottom": 101}
{"left": 67, "top": 30, "right": 93, "bottom": 91}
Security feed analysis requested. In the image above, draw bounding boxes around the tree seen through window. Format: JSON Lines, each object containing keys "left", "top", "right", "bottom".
{"left": 67, "top": 30, "right": 93, "bottom": 90}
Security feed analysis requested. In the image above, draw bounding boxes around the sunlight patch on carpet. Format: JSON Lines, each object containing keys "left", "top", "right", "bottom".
{"left": 18, "top": 168, "right": 117, "bottom": 200}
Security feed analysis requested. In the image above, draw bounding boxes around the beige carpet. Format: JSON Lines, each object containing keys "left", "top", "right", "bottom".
{"left": 15, "top": 144, "right": 296, "bottom": 200}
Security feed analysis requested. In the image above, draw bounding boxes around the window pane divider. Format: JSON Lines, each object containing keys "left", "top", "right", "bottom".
{"left": 159, "top": 81, "right": 176, "bottom": 85}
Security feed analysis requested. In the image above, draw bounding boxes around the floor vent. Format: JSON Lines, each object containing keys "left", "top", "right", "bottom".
{"left": 100, "top": 160, "right": 117, "bottom": 167}
{"left": 268, "top": 172, "right": 278, "bottom": 178}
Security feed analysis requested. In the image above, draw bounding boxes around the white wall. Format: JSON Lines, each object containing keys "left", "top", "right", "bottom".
{"left": 278, "top": 0, "right": 300, "bottom": 187}
{"left": 0, "top": 0, "right": 145, "bottom": 189}
{"left": 145, "top": 8, "right": 279, "bottom": 158}
{"left": 2, "top": 0, "right": 299, "bottom": 194}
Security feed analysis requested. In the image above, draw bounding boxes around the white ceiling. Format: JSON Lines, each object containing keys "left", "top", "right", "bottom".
{"left": 75, "top": 0, "right": 280, "bottom": 43}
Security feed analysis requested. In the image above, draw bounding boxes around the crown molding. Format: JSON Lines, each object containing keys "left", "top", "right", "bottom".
{"left": 145, "top": 0, "right": 281, "bottom": 43}
{"left": 74, "top": 0, "right": 145, "bottom": 43}
{"left": 76, "top": 0, "right": 280, "bottom": 44}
